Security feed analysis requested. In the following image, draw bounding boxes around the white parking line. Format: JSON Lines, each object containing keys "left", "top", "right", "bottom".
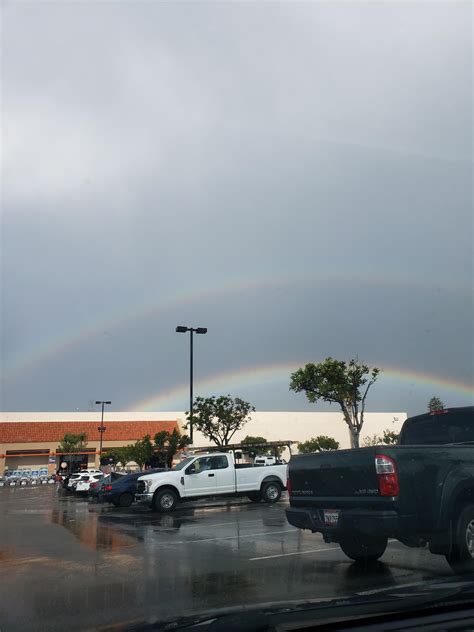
{"left": 249, "top": 538, "right": 398, "bottom": 561}
{"left": 137, "top": 518, "right": 266, "bottom": 528}
{"left": 164, "top": 529, "right": 297, "bottom": 545}
{"left": 249, "top": 546, "right": 340, "bottom": 561}
{"left": 153, "top": 519, "right": 265, "bottom": 531}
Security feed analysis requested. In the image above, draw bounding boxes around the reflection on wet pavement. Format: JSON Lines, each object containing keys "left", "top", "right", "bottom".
{"left": 0, "top": 486, "right": 451, "bottom": 631}
{"left": 50, "top": 505, "right": 136, "bottom": 551}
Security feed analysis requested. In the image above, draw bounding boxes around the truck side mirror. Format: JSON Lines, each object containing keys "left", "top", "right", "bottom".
{"left": 186, "top": 465, "right": 196, "bottom": 475}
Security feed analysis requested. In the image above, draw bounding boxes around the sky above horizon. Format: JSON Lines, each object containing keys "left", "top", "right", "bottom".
{"left": 1, "top": 1, "right": 472, "bottom": 416}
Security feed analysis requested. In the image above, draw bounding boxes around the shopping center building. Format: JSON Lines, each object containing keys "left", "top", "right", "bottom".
{"left": 0, "top": 410, "right": 406, "bottom": 476}
{"left": 0, "top": 412, "right": 180, "bottom": 475}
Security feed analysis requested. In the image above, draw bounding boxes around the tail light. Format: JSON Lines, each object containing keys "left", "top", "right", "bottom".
{"left": 103, "top": 484, "right": 113, "bottom": 492}
{"left": 375, "top": 454, "right": 399, "bottom": 497}
{"left": 286, "top": 477, "right": 292, "bottom": 495}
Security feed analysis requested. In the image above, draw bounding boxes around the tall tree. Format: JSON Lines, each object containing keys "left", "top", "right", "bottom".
{"left": 187, "top": 395, "right": 255, "bottom": 446}
{"left": 298, "top": 436, "right": 340, "bottom": 453}
{"left": 154, "top": 429, "right": 189, "bottom": 468}
{"left": 58, "top": 433, "right": 88, "bottom": 472}
{"left": 428, "top": 396, "right": 445, "bottom": 412}
{"left": 290, "top": 358, "right": 380, "bottom": 448}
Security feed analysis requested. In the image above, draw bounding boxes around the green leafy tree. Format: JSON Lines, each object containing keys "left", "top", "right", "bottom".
{"left": 154, "top": 429, "right": 189, "bottom": 468}
{"left": 298, "top": 436, "right": 340, "bottom": 453}
{"left": 108, "top": 436, "right": 155, "bottom": 470}
{"left": 58, "top": 433, "right": 88, "bottom": 472}
{"left": 362, "top": 429, "right": 399, "bottom": 447}
{"left": 290, "top": 358, "right": 380, "bottom": 448}
{"left": 428, "top": 396, "right": 445, "bottom": 413}
{"left": 187, "top": 395, "right": 255, "bottom": 446}
{"left": 241, "top": 435, "right": 283, "bottom": 457}
{"left": 381, "top": 429, "right": 399, "bottom": 445}
{"left": 106, "top": 446, "right": 134, "bottom": 468}
{"left": 362, "top": 434, "right": 381, "bottom": 447}
{"left": 129, "top": 435, "right": 155, "bottom": 470}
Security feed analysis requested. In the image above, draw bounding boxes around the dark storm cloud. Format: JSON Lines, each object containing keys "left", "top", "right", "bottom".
{"left": 1, "top": 1, "right": 472, "bottom": 412}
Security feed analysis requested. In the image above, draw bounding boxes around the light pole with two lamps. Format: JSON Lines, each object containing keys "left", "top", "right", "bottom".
{"left": 96, "top": 400, "right": 111, "bottom": 466}
{"left": 175, "top": 326, "right": 207, "bottom": 444}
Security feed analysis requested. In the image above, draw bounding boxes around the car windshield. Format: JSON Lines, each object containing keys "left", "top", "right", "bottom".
{"left": 1, "top": 1, "right": 472, "bottom": 630}
{"left": 172, "top": 458, "right": 195, "bottom": 471}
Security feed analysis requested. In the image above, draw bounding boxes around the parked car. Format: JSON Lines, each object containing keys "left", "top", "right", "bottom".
{"left": 89, "top": 472, "right": 125, "bottom": 499}
{"left": 75, "top": 473, "right": 104, "bottom": 494}
{"left": 69, "top": 474, "right": 88, "bottom": 491}
{"left": 136, "top": 452, "right": 287, "bottom": 512}
{"left": 285, "top": 406, "right": 474, "bottom": 572}
{"left": 99, "top": 469, "right": 165, "bottom": 507}
{"left": 64, "top": 469, "right": 103, "bottom": 490}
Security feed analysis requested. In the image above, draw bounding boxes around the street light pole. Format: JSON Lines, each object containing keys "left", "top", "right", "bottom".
{"left": 176, "top": 326, "right": 207, "bottom": 444}
{"left": 190, "top": 328, "right": 194, "bottom": 441}
{"left": 95, "top": 400, "right": 111, "bottom": 466}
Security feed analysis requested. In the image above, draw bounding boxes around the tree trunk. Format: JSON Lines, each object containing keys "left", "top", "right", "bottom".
{"left": 349, "top": 427, "right": 360, "bottom": 449}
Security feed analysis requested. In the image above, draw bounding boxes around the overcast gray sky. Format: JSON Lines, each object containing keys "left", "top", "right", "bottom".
{"left": 1, "top": 1, "right": 472, "bottom": 415}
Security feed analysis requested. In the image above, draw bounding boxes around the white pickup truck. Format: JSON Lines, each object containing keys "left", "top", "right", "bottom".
{"left": 135, "top": 452, "right": 287, "bottom": 512}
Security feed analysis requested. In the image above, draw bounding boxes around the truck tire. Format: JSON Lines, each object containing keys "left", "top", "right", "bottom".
{"left": 248, "top": 492, "right": 262, "bottom": 503}
{"left": 153, "top": 488, "right": 178, "bottom": 513}
{"left": 445, "top": 504, "right": 474, "bottom": 574}
{"left": 261, "top": 481, "right": 282, "bottom": 504}
{"left": 118, "top": 492, "right": 134, "bottom": 508}
{"left": 339, "top": 535, "right": 387, "bottom": 562}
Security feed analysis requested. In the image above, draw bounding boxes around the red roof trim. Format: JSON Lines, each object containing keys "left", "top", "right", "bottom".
{"left": 0, "top": 421, "right": 179, "bottom": 443}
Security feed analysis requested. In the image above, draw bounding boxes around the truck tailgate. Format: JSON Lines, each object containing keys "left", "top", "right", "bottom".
{"left": 289, "top": 448, "right": 380, "bottom": 499}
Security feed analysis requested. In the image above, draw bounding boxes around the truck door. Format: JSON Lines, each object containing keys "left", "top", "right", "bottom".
{"left": 183, "top": 456, "right": 218, "bottom": 497}
{"left": 210, "top": 455, "right": 234, "bottom": 494}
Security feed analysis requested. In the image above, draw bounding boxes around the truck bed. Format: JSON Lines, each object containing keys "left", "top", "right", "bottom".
{"left": 287, "top": 443, "right": 474, "bottom": 540}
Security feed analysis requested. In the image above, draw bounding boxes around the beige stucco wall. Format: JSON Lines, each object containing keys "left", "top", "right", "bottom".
{"left": 190, "top": 411, "right": 407, "bottom": 458}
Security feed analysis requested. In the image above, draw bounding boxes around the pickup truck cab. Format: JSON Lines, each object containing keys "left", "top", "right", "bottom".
{"left": 286, "top": 406, "right": 474, "bottom": 572}
{"left": 136, "top": 452, "right": 287, "bottom": 512}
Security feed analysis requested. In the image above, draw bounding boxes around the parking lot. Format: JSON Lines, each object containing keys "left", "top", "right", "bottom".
{"left": 0, "top": 485, "right": 454, "bottom": 631}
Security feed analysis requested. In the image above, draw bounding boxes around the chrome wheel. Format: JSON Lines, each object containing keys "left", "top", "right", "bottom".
{"left": 266, "top": 484, "right": 279, "bottom": 500}
{"left": 445, "top": 505, "right": 474, "bottom": 573}
{"left": 161, "top": 493, "right": 175, "bottom": 509}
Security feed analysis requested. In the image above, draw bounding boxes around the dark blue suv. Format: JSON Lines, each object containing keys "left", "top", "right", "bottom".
{"left": 99, "top": 469, "right": 165, "bottom": 508}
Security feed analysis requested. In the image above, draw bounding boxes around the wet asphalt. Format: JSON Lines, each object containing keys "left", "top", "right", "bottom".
{"left": 0, "top": 486, "right": 454, "bottom": 631}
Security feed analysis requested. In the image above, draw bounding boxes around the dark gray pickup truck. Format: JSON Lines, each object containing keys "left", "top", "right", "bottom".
{"left": 286, "top": 406, "right": 474, "bottom": 572}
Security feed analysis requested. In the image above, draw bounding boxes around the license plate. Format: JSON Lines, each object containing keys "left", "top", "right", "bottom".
{"left": 323, "top": 509, "right": 340, "bottom": 526}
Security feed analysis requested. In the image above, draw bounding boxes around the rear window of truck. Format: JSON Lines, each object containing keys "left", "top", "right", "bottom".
{"left": 400, "top": 409, "right": 474, "bottom": 445}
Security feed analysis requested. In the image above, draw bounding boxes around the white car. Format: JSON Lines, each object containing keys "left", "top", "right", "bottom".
{"left": 136, "top": 451, "right": 287, "bottom": 512}
{"left": 75, "top": 473, "right": 104, "bottom": 493}
{"left": 67, "top": 469, "right": 102, "bottom": 489}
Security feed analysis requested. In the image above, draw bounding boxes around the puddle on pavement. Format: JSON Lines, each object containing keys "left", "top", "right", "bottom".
{"left": 0, "top": 547, "right": 18, "bottom": 562}
{"left": 49, "top": 505, "right": 137, "bottom": 551}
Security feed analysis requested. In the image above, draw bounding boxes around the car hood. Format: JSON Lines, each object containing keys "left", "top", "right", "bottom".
{"left": 137, "top": 471, "right": 176, "bottom": 485}
{"left": 92, "top": 576, "right": 474, "bottom": 631}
